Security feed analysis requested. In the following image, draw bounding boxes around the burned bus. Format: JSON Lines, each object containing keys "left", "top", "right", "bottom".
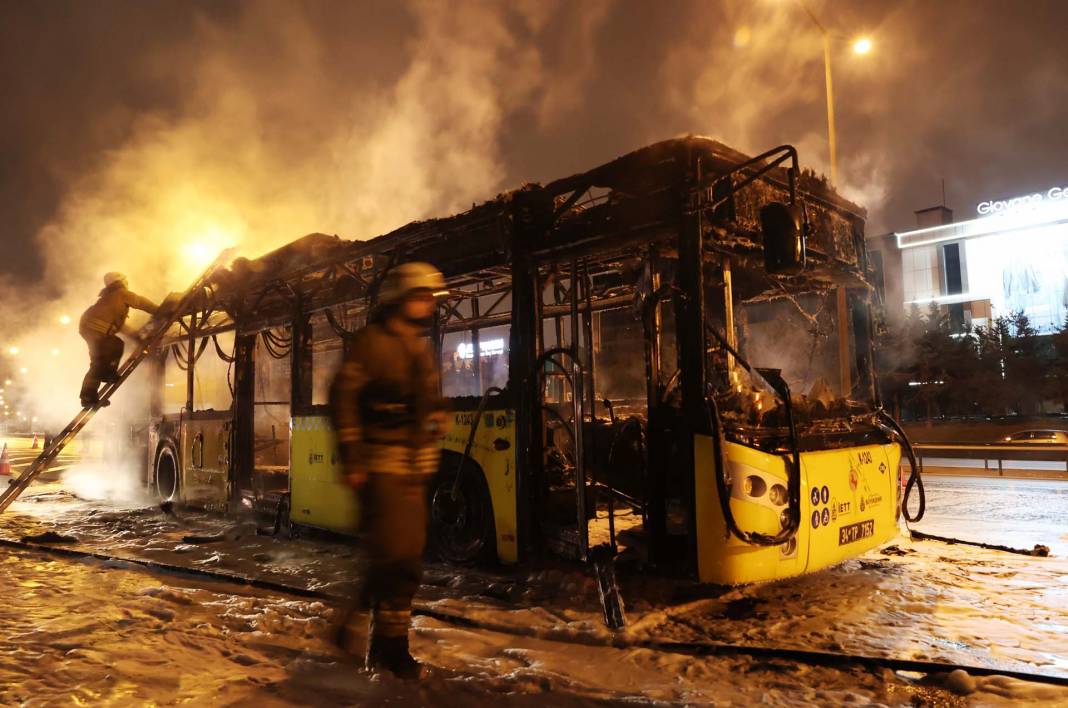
{"left": 145, "top": 136, "right": 917, "bottom": 585}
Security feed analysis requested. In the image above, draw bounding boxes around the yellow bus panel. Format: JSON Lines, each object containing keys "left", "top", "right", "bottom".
{"left": 440, "top": 408, "right": 519, "bottom": 564}
{"left": 290, "top": 415, "right": 360, "bottom": 533}
{"left": 289, "top": 411, "right": 518, "bottom": 564}
{"left": 180, "top": 418, "right": 229, "bottom": 507}
{"left": 695, "top": 435, "right": 900, "bottom": 585}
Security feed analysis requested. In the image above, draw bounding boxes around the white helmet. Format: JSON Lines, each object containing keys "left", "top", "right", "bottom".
{"left": 377, "top": 262, "right": 446, "bottom": 305}
{"left": 103, "top": 272, "right": 128, "bottom": 288}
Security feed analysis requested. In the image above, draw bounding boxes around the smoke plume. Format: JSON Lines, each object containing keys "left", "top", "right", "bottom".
{"left": 6, "top": 1, "right": 609, "bottom": 434}
{"left": 2, "top": 0, "right": 1066, "bottom": 441}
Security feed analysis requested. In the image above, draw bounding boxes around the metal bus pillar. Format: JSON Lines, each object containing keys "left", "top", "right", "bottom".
{"left": 570, "top": 258, "right": 589, "bottom": 561}
{"left": 290, "top": 306, "right": 313, "bottom": 412}
{"left": 673, "top": 159, "right": 708, "bottom": 571}
{"left": 184, "top": 315, "right": 196, "bottom": 413}
{"left": 510, "top": 233, "right": 541, "bottom": 563}
{"left": 230, "top": 333, "right": 257, "bottom": 510}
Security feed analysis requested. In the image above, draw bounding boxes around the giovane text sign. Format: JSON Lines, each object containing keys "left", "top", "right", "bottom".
{"left": 977, "top": 186, "right": 1068, "bottom": 216}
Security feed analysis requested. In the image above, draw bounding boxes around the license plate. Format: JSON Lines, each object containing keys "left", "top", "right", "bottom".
{"left": 838, "top": 519, "right": 875, "bottom": 546}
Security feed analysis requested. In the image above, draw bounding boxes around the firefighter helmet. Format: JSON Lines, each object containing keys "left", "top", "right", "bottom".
{"left": 103, "top": 272, "right": 128, "bottom": 288}
{"left": 378, "top": 262, "right": 446, "bottom": 305}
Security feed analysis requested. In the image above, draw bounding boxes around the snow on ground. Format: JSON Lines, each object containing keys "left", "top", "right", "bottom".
{"left": 1, "top": 476, "right": 1067, "bottom": 705}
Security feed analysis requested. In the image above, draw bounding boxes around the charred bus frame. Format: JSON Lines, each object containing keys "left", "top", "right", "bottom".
{"left": 147, "top": 136, "right": 912, "bottom": 583}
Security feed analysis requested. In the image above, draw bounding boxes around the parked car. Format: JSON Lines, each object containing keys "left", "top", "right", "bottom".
{"left": 1003, "top": 429, "right": 1068, "bottom": 444}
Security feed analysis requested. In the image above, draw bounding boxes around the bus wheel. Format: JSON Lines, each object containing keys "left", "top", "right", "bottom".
{"left": 428, "top": 459, "right": 496, "bottom": 564}
{"left": 154, "top": 443, "right": 180, "bottom": 504}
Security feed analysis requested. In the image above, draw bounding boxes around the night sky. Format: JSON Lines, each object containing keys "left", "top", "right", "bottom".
{"left": 2, "top": 0, "right": 1066, "bottom": 293}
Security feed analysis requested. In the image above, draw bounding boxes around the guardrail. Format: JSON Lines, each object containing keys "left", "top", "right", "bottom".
{"left": 912, "top": 442, "right": 1068, "bottom": 476}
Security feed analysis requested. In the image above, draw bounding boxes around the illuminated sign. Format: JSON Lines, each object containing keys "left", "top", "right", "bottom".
{"left": 977, "top": 186, "right": 1068, "bottom": 216}
{"left": 456, "top": 339, "right": 505, "bottom": 359}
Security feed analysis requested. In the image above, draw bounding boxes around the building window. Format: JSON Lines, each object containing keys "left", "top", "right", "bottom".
{"left": 902, "top": 246, "right": 939, "bottom": 302}
{"left": 943, "top": 242, "right": 963, "bottom": 295}
{"left": 947, "top": 302, "right": 965, "bottom": 332}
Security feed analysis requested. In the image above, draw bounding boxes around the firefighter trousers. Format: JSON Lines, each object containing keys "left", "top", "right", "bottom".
{"left": 339, "top": 472, "right": 429, "bottom": 668}
{"left": 79, "top": 330, "right": 124, "bottom": 403}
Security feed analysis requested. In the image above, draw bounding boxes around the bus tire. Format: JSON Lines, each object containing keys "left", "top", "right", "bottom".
{"left": 428, "top": 453, "right": 497, "bottom": 565}
{"left": 154, "top": 442, "right": 181, "bottom": 504}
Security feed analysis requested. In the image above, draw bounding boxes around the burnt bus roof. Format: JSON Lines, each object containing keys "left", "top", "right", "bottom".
{"left": 193, "top": 136, "right": 868, "bottom": 333}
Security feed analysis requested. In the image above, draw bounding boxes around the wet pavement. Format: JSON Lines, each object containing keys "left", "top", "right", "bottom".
{"left": 0, "top": 472, "right": 1066, "bottom": 705}
{"left": 910, "top": 474, "right": 1068, "bottom": 556}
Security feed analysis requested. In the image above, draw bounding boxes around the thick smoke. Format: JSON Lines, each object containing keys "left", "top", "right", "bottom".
{"left": 3, "top": 0, "right": 1067, "bottom": 443}
{"left": 7, "top": 1, "right": 610, "bottom": 436}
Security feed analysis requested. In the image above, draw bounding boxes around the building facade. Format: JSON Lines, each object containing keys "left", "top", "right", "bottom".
{"left": 869, "top": 185, "right": 1068, "bottom": 334}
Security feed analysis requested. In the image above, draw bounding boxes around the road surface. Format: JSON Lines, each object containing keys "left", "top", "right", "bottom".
{"left": 910, "top": 474, "right": 1068, "bottom": 556}
{"left": 0, "top": 471, "right": 1065, "bottom": 705}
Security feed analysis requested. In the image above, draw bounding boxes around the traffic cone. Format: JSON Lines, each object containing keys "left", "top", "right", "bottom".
{"left": 0, "top": 443, "right": 11, "bottom": 476}
{"left": 31, "top": 433, "right": 39, "bottom": 449}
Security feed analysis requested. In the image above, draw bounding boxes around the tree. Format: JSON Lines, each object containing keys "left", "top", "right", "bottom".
{"left": 972, "top": 321, "right": 1011, "bottom": 416}
{"left": 1050, "top": 313, "right": 1068, "bottom": 411}
{"left": 911, "top": 304, "right": 960, "bottom": 419}
{"left": 1003, "top": 310, "right": 1048, "bottom": 415}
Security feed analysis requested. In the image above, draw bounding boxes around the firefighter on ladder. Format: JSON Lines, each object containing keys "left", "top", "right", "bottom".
{"left": 330, "top": 262, "right": 447, "bottom": 678}
{"left": 78, "top": 272, "right": 158, "bottom": 408}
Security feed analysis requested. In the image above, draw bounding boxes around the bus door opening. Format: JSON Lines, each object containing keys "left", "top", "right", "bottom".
{"left": 249, "top": 327, "right": 292, "bottom": 506}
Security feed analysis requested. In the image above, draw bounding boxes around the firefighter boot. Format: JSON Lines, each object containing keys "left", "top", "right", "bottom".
{"left": 366, "top": 603, "right": 420, "bottom": 679}
{"left": 332, "top": 605, "right": 370, "bottom": 658}
{"left": 366, "top": 632, "right": 421, "bottom": 679}
{"left": 79, "top": 374, "right": 108, "bottom": 409}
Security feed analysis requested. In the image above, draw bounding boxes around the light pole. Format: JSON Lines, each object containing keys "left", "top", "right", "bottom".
{"left": 798, "top": 1, "right": 872, "bottom": 187}
{"left": 798, "top": 2, "right": 873, "bottom": 398}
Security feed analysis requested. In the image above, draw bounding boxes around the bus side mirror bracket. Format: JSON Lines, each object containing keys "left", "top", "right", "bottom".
{"left": 760, "top": 202, "right": 806, "bottom": 275}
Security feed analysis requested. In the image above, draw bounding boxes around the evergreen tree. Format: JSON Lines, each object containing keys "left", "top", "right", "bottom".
{"left": 973, "top": 322, "right": 1010, "bottom": 415}
{"left": 1003, "top": 310, "right": 1046, "bottom": 414}
{"left": 912, "top": 304, "right": 953, "bottom": 418}
{"left": 1050, "top": 313, "right": 1068, "bottom": 411}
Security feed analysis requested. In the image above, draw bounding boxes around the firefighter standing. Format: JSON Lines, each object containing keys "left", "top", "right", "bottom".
{"left": 78, "top": 272, "right": 158, "bottom": 408}
{"left": 329, "top": 262, "right": 447, "bottom": 678}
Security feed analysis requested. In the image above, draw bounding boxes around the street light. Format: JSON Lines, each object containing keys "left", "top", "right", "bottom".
{"left": 7, "top": 346, "right": 18, "bottom": 356}
{"left": 797, "top": 2, "right": 872, "bottom": 399}
{"left": 58, "top": 314, "right": 72, "bottom": 326}
{"left": 798, "top": 2, "right": 872, "bottom": 186}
